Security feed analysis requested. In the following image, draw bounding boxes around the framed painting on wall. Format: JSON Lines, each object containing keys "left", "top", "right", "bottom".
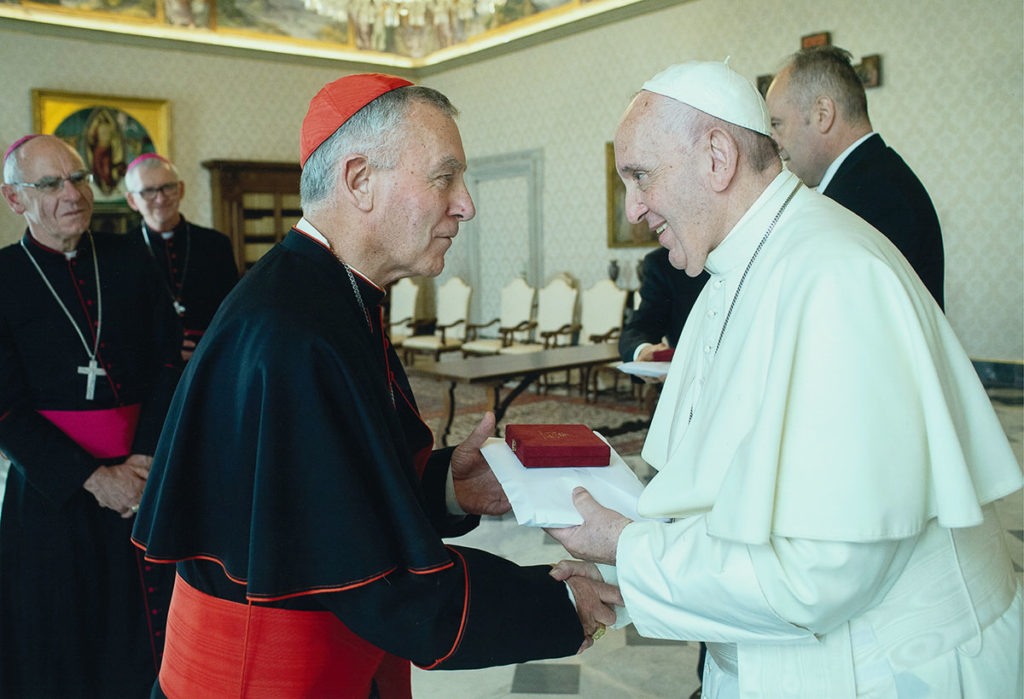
{"left": 32, "top": 90, "right": 170, "bottom": 211}
{"left": 856, "top": 54, "right": 882, "bottom": 88}
{"left": 800, "top": 31, "right": 831, "bottom": 49}
{"left": 606, "top": 142, "right": 658, "bottom": 248}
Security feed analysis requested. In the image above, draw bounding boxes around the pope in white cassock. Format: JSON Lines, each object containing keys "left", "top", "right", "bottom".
{"left": 546, "top": 61, "right": 1023, "bottom": 698}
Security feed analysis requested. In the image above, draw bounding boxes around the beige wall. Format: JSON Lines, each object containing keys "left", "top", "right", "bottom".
{"left": 0, "top": 29, "right": 338, "bottom": 245}
{"left": 1, "top": 0, "right": 1022, "bottom": 361}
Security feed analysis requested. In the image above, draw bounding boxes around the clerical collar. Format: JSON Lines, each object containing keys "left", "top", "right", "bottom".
{"left": 816, "top": 131, "right": 876, "bottom": 193}
{"left": 145, "top": 215, "right": 185, "bottom": 239}
{"left": 705, "top": 171, "right": 801, "bottom": 276}
{"left": 24, "top": 231, "right": 83, "bottom": 260}
{"left": 293, "top": 217, "right": 379, "bottom": 291}
{"left": 293, "top": 216, "right": 330, "bottom": 248}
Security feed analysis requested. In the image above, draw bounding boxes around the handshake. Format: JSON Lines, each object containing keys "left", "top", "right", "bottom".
{"left": 452, "top": 414, "right": 634, "bottom": 652}
{"left": 546, "top": 485, "right": 634, "bottom": 652}
{"left": 550, "top": 558, "right": 622, "bottom": 652}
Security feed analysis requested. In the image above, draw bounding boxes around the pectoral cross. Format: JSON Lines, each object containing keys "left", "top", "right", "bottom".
{"left": 78, "top": 358, "right": 107, "bottom": 401}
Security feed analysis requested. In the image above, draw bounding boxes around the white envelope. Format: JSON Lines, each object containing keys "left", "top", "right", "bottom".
{"left": 481, "top": 432, "right": 652, "bottom": 528}
{"left": 617, "top": 361, "right": 671, "bottom": 378}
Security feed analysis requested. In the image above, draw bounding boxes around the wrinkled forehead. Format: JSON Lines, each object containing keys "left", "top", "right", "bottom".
{"left": 19, "top": 138, "right": 85, "bottom": 179}
{"left": 134, "top": 161, "right": 176, "bottom": 184}
{"left": 615, "top": 93, "right": 669, "bottom": 151}
{"left": 396, "top": 102, "right": 467, "bottom": 169}
{"left": 618, "top": 91, "right": 670, "bottom": 134}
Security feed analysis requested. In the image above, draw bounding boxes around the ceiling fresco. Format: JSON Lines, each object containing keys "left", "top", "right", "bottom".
{"left": 0, "top": 0, "right": 683, "bottom": 72}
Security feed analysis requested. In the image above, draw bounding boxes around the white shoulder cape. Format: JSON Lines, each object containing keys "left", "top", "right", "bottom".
{"left": 640, "top": 172, "right": 1022, "bottom": 544}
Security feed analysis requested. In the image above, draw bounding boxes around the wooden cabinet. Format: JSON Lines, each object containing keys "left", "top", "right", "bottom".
{"left": 202, "top": 160, "right": 302, "bottom": 271}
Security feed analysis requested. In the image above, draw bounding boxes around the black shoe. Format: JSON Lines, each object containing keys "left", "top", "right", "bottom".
{"left": 687, "top": 687, "right": 702, "bottom": 699}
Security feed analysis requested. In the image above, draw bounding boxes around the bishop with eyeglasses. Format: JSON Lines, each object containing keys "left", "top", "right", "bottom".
{"left": 124, "top": 153, "right": 238, "bottom": 363}
{"left": 0, "top": 134, "right": 182, "bottom": 697}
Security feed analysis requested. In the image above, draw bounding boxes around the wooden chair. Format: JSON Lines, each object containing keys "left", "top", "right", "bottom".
{"left": 498, "top": 274, "right": 579, "bottom": 355}
{"left": 462, "top": 278, "right": 536, "bottom": 356}
{"left": 387, "top": 277, "right": 422, "bottom": 348}
{"left": 498, "top": 274, "right": 579, "bottom": 391}
{"left": 402, "top": 276, "right": 472, "bottom": 362}
{"left": 577, "top": 280, "right": 629, "bottom": 401}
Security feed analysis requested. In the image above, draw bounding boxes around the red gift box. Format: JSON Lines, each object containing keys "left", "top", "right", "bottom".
{"left": 505, "top": 424, "right": 610, "bottom": 468}
{"left": 651, "top": 347, "right": 675, "bottom": 362}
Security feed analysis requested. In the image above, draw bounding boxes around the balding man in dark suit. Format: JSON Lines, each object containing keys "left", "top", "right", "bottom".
{"left": 767, "top": 46, "right": 944, "bottom": 309}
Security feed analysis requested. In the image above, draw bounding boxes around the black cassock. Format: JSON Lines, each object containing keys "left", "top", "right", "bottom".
{"left": 0, "top": 231, "right": 181, "bottom": 697}
{"left": 127, "top": 216, "right": 238, "bottom": 345}
{"left": 133, "top": 229, "right": 583, "bottom": 695}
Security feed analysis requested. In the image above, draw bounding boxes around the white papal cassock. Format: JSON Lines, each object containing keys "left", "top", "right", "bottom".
{"left": 611, "top": 171, "right": 1023, "bottom": 698}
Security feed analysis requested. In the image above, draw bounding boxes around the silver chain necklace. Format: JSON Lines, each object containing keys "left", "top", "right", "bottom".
{"left": 689, "top": 181, "right": 801, "bottom": 424}
{"left": 339, "top": 259, "right": 395, "bottom": 408}
{"left": 141, "top": 221, "right": 191, "bottom": 316}
{"left": 340, "top": 261, "right": 371, "bottom": 331}
{"left": 20, "top": 233, "right": 106, "bottom": 400}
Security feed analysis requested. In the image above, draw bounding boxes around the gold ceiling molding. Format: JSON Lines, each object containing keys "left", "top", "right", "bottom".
{"left": 0, "top": 0, "right": 687, "bottom": 75}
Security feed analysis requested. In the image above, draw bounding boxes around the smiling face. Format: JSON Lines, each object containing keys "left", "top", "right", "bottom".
{"left": 125, "top": 160, "right": 184, "bottom": 232}
{"left": 2, "top": 136, "right": 94, "bottom": 251}
{"left": 371, "top": 101, "right": 475, "bottom": 285}
{"left": 614, "top": 93, "right": 719, "bottom": 277}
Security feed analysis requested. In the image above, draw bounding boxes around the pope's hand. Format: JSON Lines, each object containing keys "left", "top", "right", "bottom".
{"left": 545, "top": 487, "right": 630, "bottom": 565}
{"left": 450, "top": 412, "right": 510, "bottom": 516}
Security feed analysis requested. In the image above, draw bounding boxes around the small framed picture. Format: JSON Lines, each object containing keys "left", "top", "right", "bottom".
{"left": 606, "top": 142, "right": 658, "bottom": 248}
{"left": 856, "top": 54, "right": 882, "bottom": 88}
{"left": 801, "top": 31, "right": 832, "bottom": 49}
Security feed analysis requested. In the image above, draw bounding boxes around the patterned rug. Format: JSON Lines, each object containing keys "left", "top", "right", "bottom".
{"left": 407, "top": 374, "right": 1024, "bottom": 577}
{"left": 408, "top": 374, "right": 653, "bottom": 465}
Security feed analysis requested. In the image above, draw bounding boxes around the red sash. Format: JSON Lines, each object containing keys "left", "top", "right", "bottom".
{"left": 37, "top": 404, "right": 140, "bottom": 458}
{"left": 160, "top": 574, "right": 411, "bottom": 698}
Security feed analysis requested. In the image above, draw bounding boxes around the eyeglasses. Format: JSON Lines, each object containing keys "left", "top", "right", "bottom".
{"left": 131, "top": 182, "right": 181, "bottom": 201}
{"left": 12, "top": 170, "right": 93, "bottom": 194}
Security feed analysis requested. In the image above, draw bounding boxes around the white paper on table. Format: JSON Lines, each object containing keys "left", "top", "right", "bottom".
{"left": 617, "top": 361, "right": 671, "bottom": 378}
{"left": 481, "top": 432, "right": 655, "bottom": 528}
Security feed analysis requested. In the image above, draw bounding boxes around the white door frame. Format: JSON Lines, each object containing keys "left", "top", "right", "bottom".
{"left": 461, "top": 149, "right": 544, "bottom": 324}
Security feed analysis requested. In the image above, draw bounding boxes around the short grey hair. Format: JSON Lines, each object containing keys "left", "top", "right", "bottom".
{"left": 123, "top": 157, "right": 181, "bottom": 193}
{"left": 300, "top": 85, "right": 458, "bottom": 211}
{"left": 785, "top": 46, "right": 869, "bottom": 125}
{"left": 659, "top": 98, "right": 780, "bottom": 173}
{"left": 3, "top": 144, "right": 27, "bottom": 184}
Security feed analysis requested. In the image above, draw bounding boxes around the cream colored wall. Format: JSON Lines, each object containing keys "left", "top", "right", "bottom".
{"left": 428, "top": 0, "right": 1024, "bottom": 362}
{"left": 1, "top": 0, "right": 1022, "bottom": 361}
{"left": 0, "top": 28, "right": 341, "bottom": 246}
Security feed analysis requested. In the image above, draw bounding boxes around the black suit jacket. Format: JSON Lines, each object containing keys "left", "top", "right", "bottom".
{"left": 619, "top": 247, "right": 708, "bottom": 362}
{"left": 823, "top": 134, "right": 944, "bottom": 308}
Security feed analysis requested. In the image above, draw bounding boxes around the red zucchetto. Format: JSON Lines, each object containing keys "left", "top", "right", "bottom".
{"left": 299, "top": 73, "right": 413, "bottom": 167}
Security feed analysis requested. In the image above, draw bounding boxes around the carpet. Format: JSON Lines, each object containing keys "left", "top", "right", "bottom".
{"left": 408, "top": 374, "right": 654, "bottom": 468}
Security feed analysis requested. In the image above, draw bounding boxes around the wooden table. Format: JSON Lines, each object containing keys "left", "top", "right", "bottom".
{"left": 410, "top": 343, "right": 622, "bottom": 446}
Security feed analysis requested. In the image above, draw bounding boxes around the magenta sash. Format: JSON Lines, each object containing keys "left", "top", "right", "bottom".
{"left": 37, "top": 404, "right": 141, "bottom": 459}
